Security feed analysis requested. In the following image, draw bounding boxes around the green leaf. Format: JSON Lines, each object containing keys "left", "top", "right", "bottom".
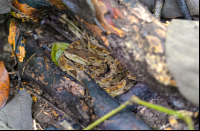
{"left": 51, "top": 43, "right": 70, "bottom": 66}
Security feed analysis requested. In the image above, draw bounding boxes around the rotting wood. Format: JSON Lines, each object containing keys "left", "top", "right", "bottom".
{"left": 18, "top": 37, "right": 92, "bottom": 124}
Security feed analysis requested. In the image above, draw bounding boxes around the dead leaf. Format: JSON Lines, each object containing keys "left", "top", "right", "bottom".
{"left": 92, "top": 0, "right": 125, "bottom": 37}
{"left": 0, "top": 90, "right": 33, "bottom": 129}
{"left": 0, "top": 0, "right": 12, "bottom": 14}
{"left": 0, "top": 61, "right": 10, "bottom": 109}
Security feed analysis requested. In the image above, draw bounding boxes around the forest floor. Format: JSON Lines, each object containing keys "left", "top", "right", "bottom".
{"left": 0, "top": 12, "right": 199, "bottom": 130}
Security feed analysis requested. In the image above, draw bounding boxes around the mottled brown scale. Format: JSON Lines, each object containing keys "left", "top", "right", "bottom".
{"left": 65, "top": 49, "right": 103, "bottom": 66}
{"left": 59, "top": 54, "right": 78, "bottom": 77}
{"left": 58, "top": 36, "right": 137, "bottom": 97}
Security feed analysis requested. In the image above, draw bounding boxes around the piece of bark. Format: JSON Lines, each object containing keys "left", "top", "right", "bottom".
{"left": 79, "top": 0, "right": 196, "bottom": 110}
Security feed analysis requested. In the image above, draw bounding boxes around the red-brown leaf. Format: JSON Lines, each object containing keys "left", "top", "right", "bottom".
{"left": 0, "top": 61, "right": 10, "bottom": 109}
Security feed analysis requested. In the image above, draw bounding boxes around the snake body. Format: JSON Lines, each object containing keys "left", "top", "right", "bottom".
{"left": 58, "top": 36, "right": 137, "bottom": 97}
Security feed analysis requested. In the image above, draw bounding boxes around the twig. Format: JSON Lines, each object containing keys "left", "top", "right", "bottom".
{"left": 159, "top": 123, "right": 171, "bottom": 130}
{"left": 34, "top": 102, "right": 47, "bottom": 120}
{"left": 22, "top": 53, "right": 36, "bottom": 76}
{"left": 8, "top": 72, "right": 16, "bottom": 75}
{"left": 33, "top": 119, "right": 37, "bottom": 130}
{"left": 36, "top": 122, "right": 44, "bottom": 130}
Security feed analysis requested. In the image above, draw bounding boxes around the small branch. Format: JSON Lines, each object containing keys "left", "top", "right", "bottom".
{"left": 8, "top": 72, "right": 16, "bottom": 75}
{"left": 33, "top": 119, "right": 37, "bottom": 130}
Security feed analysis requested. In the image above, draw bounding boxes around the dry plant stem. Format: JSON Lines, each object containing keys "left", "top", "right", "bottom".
{"left": 8, "top": 72, "right": 16, "bottom": 75}
{"left": 83, "top": 100, "right": 131, "bottom": 130}
{"left": 36, "top": 123, "right": 43, "bottom": 130}
{"left": 131, "top": 96, "right": 194, "bottom": 130}
{"left": 34, "top": 102, "right": 47, "bottom": 120}
{"left": 33, "top": 119, "right": 37, "bottom": 130}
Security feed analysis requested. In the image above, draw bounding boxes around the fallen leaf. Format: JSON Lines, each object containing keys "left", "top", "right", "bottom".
{"left": 0, "top": 90, "right": 33, "bottom": 129}
{"left": 0, "top": 0, "right": 12, "bottom": 14}
{"left": 0, "top": 61, "right": 10, "bottom": 109}
{"left": 92, "top": 0, "right": 125, "bottom": 37}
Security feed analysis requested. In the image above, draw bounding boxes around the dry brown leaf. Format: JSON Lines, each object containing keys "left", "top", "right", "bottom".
{"left": 0, "top": 61, "right": 10, "bottom": 109}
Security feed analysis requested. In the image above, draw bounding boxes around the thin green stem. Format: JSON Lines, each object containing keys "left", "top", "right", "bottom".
{"left": 183, "top": 116, "right": 194, "bottom": 130}
{"left": 131, "top": 96, "right": 184, "bottom": 119}
{"left": 83, "top": 95, "right": 194, "bottom": 130}
{"left": 83, "top": 100, "right": 131, "bottom": 130}
{"left": 130, "top": 96, "right": 194, "bottom": 130}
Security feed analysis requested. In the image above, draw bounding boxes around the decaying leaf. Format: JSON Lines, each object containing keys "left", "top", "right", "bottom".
{"left": 92, "top": 0, "right": 125, "bottom": 37}
{"left": 0, "top": 90, "right": 33, "bottom": 129}
{"left": 0, "top": 61, "right": 10, "bottom": 109}
{"left": 0, "top": 0, "right": 12, "bottom": 14}
{"left": 80, "top": 0, "right": 126, "bottom": 47}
